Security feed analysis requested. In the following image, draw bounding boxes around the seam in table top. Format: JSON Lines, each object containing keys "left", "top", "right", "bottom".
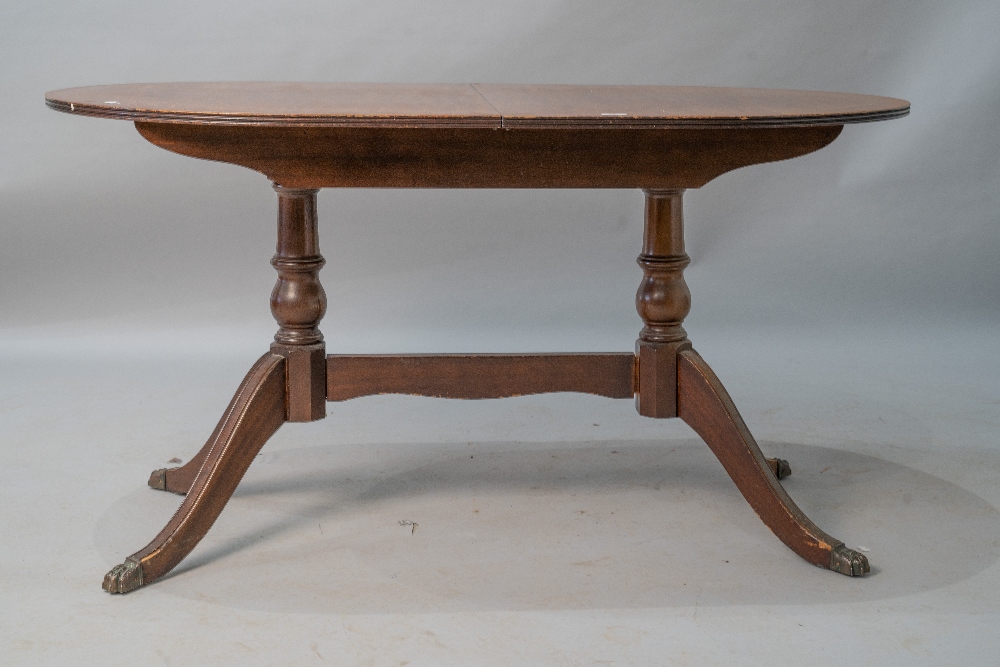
{"left": 469, "top": 83, "right": 504, "bottom": 125}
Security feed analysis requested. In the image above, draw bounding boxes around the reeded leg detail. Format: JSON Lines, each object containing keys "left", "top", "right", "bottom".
{"left": 677, "top": 348, "right": 868, "bottom": 576}
{"left": 103, "top": 352, "right": 287, "bottom": 593}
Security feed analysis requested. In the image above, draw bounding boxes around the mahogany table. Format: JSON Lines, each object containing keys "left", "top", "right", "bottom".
{"left": 45, "top": 83, "right": 909, "bottom": 594}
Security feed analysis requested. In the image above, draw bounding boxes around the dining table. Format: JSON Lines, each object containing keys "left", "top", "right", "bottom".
{"left": 45, "top": 82, "right": 910, "bottom": 594}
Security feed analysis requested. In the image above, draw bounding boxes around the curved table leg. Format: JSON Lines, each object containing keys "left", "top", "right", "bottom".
{"left": 103, "top": 353, "right": 287, "bottom": 594}
{"left": 677, "top": 348, "right": 869, "bottom": 576}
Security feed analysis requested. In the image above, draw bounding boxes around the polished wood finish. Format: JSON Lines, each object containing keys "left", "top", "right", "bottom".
{"left": 45, "top": 82, "right": 908, "bottom": 127}
{"left": 45, "top": 83, "right": 905, "bottom": 592}
{"left": 105, "top": 353, "right": 287, "bottom": 593}
{"left": 148, "top": 184, "right": 328, "bottom": 497}
{"left": 268, "top": 185, "right": 327, "bottom": 422}
{"left": 327, "top": 353, "right": 636, "bottom": 401}
{"left": 48, "top": 83, "right": 907, "bottom": 189}
{"left": 473, "top": 84, "right": 908, "bottom": 127}
{"left": 131, "top": 123, "right": 843, "bottom": 190}
{"left": 677, "top": 348, "right": 869, "bottom": 575}
{"left": 274, "top": 343, "right": 326, "bottom": 422}
{"left": 270, "top": 186, "right": 325, "bottom": 346}
{"left": 634, "top": 189, "right": 692, "bottom": 418}
{"left": 147, "top": 343, "right": 327, "bottom": 496}
{"left": 44, "top": 82, "right": 502, "bottom": 127}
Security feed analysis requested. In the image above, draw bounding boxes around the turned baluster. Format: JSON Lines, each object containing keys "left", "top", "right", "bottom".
{"left": 270, "top": 184, "right": 327, "bottom": 421}
{"left": 635, "top": 189, "right": 692, "bottom": 418}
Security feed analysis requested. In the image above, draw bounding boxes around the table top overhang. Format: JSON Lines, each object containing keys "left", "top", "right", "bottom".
{"left": 45, "top": 82, "right": 909, "bottom": 129}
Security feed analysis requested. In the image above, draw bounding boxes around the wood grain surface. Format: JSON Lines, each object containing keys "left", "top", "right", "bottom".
{"left": 131, "top": 123, "right": 843, "bottom": 189}
{"left": 46, "top": 82, "right": 501, "bottom": 127}
{"left": 46, "top": 82, "right": 909, "bottom": 128}
{"left": 472, "top": 83, "right": 909, "bottom": 127}
{"left": 327, "top": 353, "right": 636, "bottom": 401}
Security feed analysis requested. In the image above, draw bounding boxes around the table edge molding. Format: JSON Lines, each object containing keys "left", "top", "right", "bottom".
{"left": 44, "top": 95, "right": 910, "bottom": 129}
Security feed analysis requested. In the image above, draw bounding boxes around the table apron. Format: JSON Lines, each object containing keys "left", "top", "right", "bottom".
{"left": 134, "top": 123, "right": 843, "bottom": 189}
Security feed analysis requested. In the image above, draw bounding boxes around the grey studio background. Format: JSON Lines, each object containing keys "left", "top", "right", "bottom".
{"left": 2, "top": 1, "right": 999, "bottom": 666}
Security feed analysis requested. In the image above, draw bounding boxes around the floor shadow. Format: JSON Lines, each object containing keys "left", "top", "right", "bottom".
{"left": 95, "top": 439, "right": 1000, "bottom": 613}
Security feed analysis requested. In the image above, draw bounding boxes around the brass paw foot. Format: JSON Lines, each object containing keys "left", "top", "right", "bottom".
{"left": 829, "top": 544, "right": 870, "bottom": 576}
{"left": 103, "top": 558, "right": 144, "bottom": 594}
{"left": 766, "top": 457, "right": 792, "bottom": 480}
{"left": 147, "top": 468, "right": 168, "bottom": 490}
{"left": 148, "top": 466, "right": 189, "bottom": 495}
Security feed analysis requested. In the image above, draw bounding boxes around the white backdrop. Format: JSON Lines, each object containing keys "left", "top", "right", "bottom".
{"left": 2, "top": 0, "right": 998, "bottom": 355}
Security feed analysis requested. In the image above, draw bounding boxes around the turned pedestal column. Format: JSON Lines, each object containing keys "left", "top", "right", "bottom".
{"left": 103, "top": 185, "right": 331, "bottom": 593}
{"left": 635, "top": 189, "right": 692, "bottom": 419}
{"left": 269, "top": 185, "right": 327, "bottom": 422}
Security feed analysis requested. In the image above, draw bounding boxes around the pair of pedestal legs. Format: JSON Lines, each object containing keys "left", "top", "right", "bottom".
{"left": 103, "top": 187, "right": 869, "bottom": 594}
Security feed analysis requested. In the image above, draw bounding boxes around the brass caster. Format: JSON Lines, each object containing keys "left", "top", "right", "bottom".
{"left": 829, "top": 544, "right": 870, "bottom": 576}
{"left": 766, "top": 457, "right": 792, "bottom": 480}
{"left": 103, "top": 558, "right": 144, "bottom": 594}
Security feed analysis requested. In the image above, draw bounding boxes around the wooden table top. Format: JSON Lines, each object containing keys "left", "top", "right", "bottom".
{"left": 45, "top": 82, "right": 909, "bottom": 129}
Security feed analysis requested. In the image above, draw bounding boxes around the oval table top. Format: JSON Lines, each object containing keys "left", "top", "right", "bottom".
{"left": 45, "top": 82, "right": 909, "bottom": 129}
